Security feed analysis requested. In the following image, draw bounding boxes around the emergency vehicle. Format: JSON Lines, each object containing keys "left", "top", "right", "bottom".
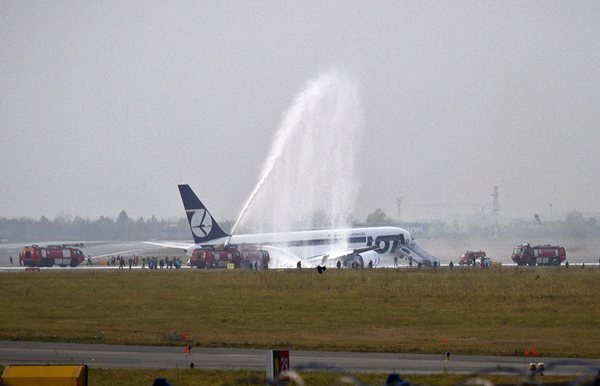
{"left": 20, "top": 244, "right": 86, "bottom": 268}
{"left": 511, "top": 244, "right": 566, "bottom": 266}
{"left": 189, "top": 247, "right": 270, "bottom": 269}
{"left": 458, "top": 251, "right": 487, "bottom": 266}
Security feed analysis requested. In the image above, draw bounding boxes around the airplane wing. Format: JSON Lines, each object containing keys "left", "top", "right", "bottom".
{"left": 143, "top": 241, "right": 196, "bottom": 251}
{"left": 257, "top": 244, "right": 379, "bottom": 268}
{"left": 314, "top": 245, "right": 380, "bottom": 266}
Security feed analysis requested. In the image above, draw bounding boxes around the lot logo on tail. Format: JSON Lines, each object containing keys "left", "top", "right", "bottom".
{"left": 188, "top": 210, "right": 212, "bottom": 238}
{"left": 179, "top": 184, "right": 230, "bottom": 243}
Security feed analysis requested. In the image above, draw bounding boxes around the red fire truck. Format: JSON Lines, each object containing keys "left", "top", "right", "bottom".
{"left": 511, "top": 244, "right": 566, "bottom": 266}
{"left": 20, "top": 244, "right": 86, "bottom": 268}
{"left": 190, "top": 247, "right": 270, "bottom": 269}
{"left": 458, "top": 251, "right": 487, "bottom": 266}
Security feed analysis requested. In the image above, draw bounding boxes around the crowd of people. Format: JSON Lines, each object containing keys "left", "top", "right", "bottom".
{"left": 104, "top": 255, "right": 182, "bottom": 269}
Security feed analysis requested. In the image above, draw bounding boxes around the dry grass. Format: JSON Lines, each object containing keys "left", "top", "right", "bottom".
{"left": 0, "top": 267, "right": 599, "bottom": 357}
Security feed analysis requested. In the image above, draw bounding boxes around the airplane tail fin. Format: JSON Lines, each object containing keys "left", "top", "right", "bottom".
{"left": 178, "top": 184, "right": 230, "bottom": 244}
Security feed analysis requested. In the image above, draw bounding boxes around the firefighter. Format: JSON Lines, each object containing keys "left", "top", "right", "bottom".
{"left": 529, "top": 363, "right": 537, "bottom": 376}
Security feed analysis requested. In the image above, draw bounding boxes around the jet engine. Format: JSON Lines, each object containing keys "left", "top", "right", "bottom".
{"left": 355, "top": 250, "right": 380, "bottom": 268}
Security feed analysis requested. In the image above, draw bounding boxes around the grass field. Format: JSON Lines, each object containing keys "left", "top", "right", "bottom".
{"left": 1, "top": 266, "right": 598, "bottom": 358}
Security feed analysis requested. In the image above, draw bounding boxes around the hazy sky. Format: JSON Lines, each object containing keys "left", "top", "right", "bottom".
{"left": 2, "top": 1, "right": 599, "bottom": 225}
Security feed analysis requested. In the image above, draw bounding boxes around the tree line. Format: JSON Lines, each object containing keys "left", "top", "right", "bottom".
{"left": 0, "top": 211, "right": 193, "bottom": 243}
{"left": 1, "top": 208, "right": 598, "bottom": 243}
{"left": 0, "top": 208, "right": 391, "bottom": 243}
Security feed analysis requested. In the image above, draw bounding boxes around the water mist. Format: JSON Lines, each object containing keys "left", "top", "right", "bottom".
{"left": 232, "top": 70, "right": 364, "bottom": 263}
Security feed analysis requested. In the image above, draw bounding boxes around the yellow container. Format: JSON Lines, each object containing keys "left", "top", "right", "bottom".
{"left": 1, "top": 365, "right": 87, "bottom": 386}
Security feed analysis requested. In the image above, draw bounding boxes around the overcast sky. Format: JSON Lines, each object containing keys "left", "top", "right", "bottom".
{"left": 2, "top": 1, "right": 599, "bottom": 226}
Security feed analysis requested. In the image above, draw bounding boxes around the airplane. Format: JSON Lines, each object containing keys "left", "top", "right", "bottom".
{"left": 150, "top": 185, "right": 439, "bottom": 268}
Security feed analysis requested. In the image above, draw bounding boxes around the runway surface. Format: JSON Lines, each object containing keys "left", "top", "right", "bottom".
{"left": 1, "top": 341, "right": 598, "bottom": 377}
{"left": 2, "top": 240, "right": 600, "bottom": 269}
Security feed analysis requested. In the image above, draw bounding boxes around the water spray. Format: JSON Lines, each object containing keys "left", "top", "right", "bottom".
{"left": 229, "top": 69, "right": 364, "bottom": 240}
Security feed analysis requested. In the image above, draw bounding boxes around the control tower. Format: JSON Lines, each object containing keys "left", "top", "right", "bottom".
{"left": 491, "top": 186, "right": 500, "bottom": 237}
{"left": 396, "top": 196, "right": 404, "bottom": 222}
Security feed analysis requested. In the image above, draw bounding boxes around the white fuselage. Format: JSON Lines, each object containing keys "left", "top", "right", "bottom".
{"left": 186, "top": 226, "right": 411, "bottom": 267}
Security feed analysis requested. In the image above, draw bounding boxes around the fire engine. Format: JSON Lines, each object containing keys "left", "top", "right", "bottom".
{"left": 458, "top": 251, "right": 487, "bottom": 266}
{"left": 190, "top": 247, "right": 270, "bottom": 269}
{"left": 20, "top": 244, "right": 86, "bottom": 268}
{"left": 511, "top": 244, "right": 566, "bottom": 266}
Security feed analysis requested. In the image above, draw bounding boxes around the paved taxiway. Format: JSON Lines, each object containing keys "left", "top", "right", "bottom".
{"left": 3, "top": 240, "right": 600, "bottom": 269}
{"left": 0, "top": 341, "right": 598, "bottom": 377}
